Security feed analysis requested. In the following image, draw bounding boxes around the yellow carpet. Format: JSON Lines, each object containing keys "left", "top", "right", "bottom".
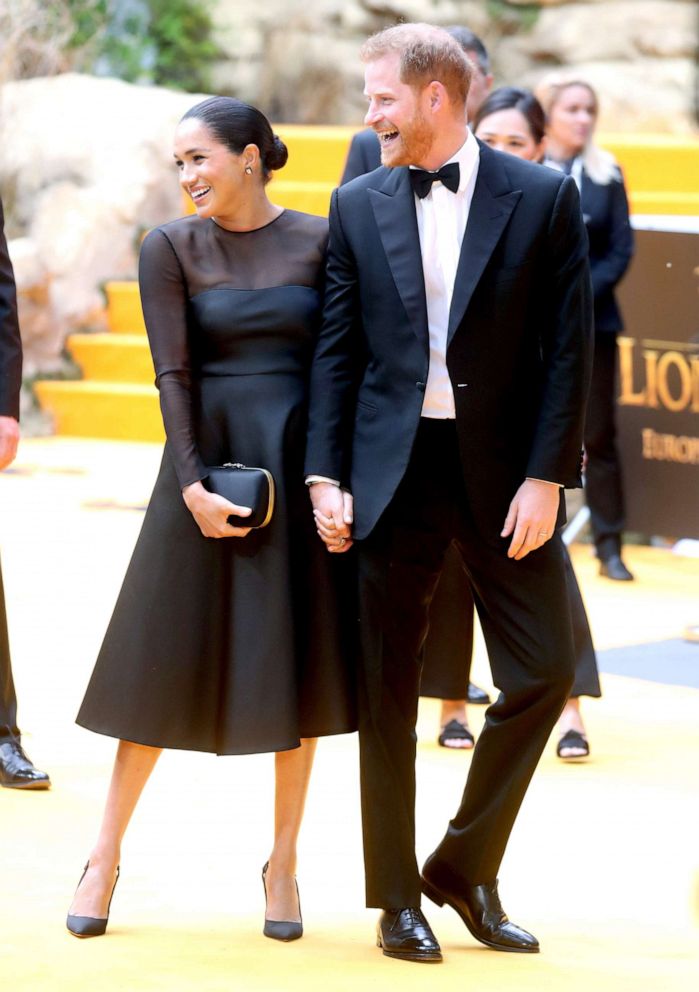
{"left": 1, "top": 438, "right": 698, "bottom": 991}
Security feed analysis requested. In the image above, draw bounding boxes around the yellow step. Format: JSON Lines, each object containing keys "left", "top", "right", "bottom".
{"left": 106, "top": 280, "right": 146, "bottom": 334}
{"left": 627, "top": 190, "right": 699, "bottom": 216}
{"left": 273, "top": 124, "right": 356, "bottom": 183}
{"left": 600, "top": 133, "right": 699, "bottom": 194}
{"left": 68, "top": 333, "right": 154, "bottom": 384}
{"left": 34, "top": 380, "right": 164, "bottom": 442}
{"left": 268, "top": 180, "right": 334, "bottom": 217}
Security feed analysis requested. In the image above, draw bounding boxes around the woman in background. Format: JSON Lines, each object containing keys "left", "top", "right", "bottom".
{"left": 537, "top": 77, "right": 634, "bottom": 583}
{"left": 448, "top": 85, "right": 602, "bottom": 760}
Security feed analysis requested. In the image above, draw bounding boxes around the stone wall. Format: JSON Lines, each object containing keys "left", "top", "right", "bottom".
{"left": 0, "top": 3, "right": 695, "bottom": 373}
{"left": 209, "top": 0, "right": 697, "bottom": 132}
{"left": 0, "top": 75, "right": 203, "bottom": 373}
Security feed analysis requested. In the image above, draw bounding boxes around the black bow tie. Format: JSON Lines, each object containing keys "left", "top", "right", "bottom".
{"left": 409, "top": 162, "right": 460, "bottom": 198}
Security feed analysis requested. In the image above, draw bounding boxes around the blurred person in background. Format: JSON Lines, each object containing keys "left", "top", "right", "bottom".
{"left": 538, "top": 77, "right": 635, "bottom": 582}
{"left": 0, "top": 196, "right": 50, "bottom": 790}
{"left": 473, "top": 86, "right": 602, "bottom": 759}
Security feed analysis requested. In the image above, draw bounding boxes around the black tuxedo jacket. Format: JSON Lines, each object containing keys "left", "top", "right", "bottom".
{"left": 306, "top": 143, "right": 593, "bottom": 541}
{"left": 580, "top": 169, "right": 633, "bottom": 334}
{"left": 0, "top": 199, "right": 22, "bottom": 419}
{"left": 341, "top": 128, "right": 381, "bottom": 184}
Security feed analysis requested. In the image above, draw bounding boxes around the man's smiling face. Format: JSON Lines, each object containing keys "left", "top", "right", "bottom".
{"left": 363, "top": 53, "right": 434, "bottom": 168}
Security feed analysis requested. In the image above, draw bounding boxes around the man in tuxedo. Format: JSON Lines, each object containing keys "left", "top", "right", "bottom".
{"left": 341, "top": 26, "right": 496, "bottom": 739}
{"left": 0, "top": 197, "right": 50, "bottom": 790}
{"left": 306, "top": 24, "right": 592, "bottom": 962}
{"left": 341, "top": 25, "right": 493, "bottom": 184}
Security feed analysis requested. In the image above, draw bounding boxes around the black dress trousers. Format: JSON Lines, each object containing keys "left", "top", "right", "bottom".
{"left": 584, "top": 333, "right": 626, "bottom": 560}
{"left": 357, "top": 420, "right": 576, "bottom": 908}
{"left": 420, "top": 545, "right": 475, "bottom": 699}
{"left": 0, "top": 558, "right": 19, "bottom": 743}
{"left": 422, "top": 540, "right": 600, "bottom": 701}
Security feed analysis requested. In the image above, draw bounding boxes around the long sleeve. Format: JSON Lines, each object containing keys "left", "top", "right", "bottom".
{"left": 138, "top": 228, "right": 207, "bottom": 489}
{"left": 0, "top": 200, "right": 22, "bottom": 419}
{"left": 305, "top": 188, "right": 363, "bottom": 486}
{"left": 526, "top": 175, "right": 594, "bottom": 488}
{"left": 588, "top": 172, "right": 634, "bottom": 300}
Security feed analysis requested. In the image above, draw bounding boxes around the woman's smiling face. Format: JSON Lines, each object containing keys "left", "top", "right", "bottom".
{"left": 174, "top": 117, "right": 251, "bottom": 218}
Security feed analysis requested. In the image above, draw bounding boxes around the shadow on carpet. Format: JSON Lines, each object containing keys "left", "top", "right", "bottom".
{"left": 598, "top": 638, "right": 699, "bottom": 688}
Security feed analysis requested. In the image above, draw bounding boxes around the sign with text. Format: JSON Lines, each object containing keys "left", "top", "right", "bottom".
{"left": 616, "top": 225, "right": 699, "bottom": 538}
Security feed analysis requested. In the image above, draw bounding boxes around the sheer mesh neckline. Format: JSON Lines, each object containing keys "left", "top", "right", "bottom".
{"left": 210, "top": 210, "right": 286, "bottom": 235}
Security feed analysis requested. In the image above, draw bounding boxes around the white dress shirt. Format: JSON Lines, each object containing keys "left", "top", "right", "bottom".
{"left": 414, "top": 130, "right": 480, "bottom": 419}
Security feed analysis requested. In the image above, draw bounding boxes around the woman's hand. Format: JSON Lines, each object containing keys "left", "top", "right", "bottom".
{"left": 182, "top": 481, "right": 252, "bottom": 539}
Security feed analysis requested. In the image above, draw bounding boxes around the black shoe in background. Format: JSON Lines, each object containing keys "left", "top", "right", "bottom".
{"left": 599, "top": 554, "right": 634, "bottom": 581}
{"left": 467, "top": 682, "right": 491, "bottom": 705}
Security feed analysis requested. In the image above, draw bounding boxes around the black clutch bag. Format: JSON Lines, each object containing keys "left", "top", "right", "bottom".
{"left": 203, "top": 463, "right": 275, "bottom": 528}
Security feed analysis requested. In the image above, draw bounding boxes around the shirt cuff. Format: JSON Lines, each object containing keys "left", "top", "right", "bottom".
{"left": 526, "top": 477, "right": 563, "bottom": 488}
{"left": 305, "top": 475, "right": 341, "bottom": 487}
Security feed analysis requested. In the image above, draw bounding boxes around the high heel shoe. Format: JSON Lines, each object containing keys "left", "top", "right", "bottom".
{"left": 261, "top": 861, "right": 303, "bottom": 941}
{"left": 66, "top": 862, "right": 120, "bottom": 938}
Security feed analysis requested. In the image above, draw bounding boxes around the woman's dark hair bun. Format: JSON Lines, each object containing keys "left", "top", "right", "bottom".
{"left": 181, "top": 96, "right": 288, "bottom": 183}
{"left": 267, "top": 134, "right": 288, "bottom": 172}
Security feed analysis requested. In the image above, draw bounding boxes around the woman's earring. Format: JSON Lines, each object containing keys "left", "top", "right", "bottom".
{"left": 245, "top": 166, "right": 253, "bottom": 175}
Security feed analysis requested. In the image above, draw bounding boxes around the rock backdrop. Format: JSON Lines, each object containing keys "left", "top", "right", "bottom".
{"left": 0, "top": 1, "right": 696, "bottom": 374}
{"left": 0, "top": 75, "right": 204, "bottom": 374}
{"left": 209, "top": 0, "right": 698, "bottom": 132}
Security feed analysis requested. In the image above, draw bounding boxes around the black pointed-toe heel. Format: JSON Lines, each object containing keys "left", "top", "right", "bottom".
{"left": 66, "top": 862, "right": 120, "bottom": 938}
{"left": 261, "top": 861, "right": 303, "bottom": 942}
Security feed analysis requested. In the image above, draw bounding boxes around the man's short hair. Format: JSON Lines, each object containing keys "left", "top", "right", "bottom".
{"left": 445, "top": 26, "right": 490, "bottom": 76}
{"left": 360, "top": 23, "right": 472, "bottom": 109}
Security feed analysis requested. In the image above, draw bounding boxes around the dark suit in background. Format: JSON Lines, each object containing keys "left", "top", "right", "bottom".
{"left": 0, "top": 197, "right": 50, "bottom": 788}
{"left": 580, "top": 169, "right": 634, "bottom": 562}
{"left": 307, "top": 144, "right": 593, "bottom": 906}
{"left": 341, "top": 128, "right": 381, "bottom": 184}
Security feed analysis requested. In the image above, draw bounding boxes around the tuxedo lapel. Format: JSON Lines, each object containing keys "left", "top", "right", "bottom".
{"left": 447, "top": 146, "right": 522, "bottom": 344}
{"left": 368, "top": 169, "right": 428, "bottom": 353}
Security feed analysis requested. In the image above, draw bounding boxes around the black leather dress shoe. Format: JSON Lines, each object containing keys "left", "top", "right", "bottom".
{"left": 599, "top": 554, "right": 634, "bottom": 581}
{"left": 376, "top": 907, "right": 442, "bottom": 962}
{"left": 467, "top": 682, "right": 491, "bottom": 705}
{"left": 421, "top": 860, "right": 538, "bottom": 953}
{"left": 0, "top": 740, "right": 50, "bottom": 790}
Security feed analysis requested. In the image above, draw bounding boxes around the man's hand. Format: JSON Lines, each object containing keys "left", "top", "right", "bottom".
{"left": 309, "top": 482, "right": 354, "bottom": 553}
{"left": 0, "top": 416, "right": 19, "bottom": 470}
{"left": 501, "top": 479, "right": 560, "bottom": 560}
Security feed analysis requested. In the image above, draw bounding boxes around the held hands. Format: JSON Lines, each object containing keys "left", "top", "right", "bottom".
{"left": 182, "top": 480, "right": 252, "bottom": 539}
{"left": 309, "top": 482, "right": 354, "bottom": 553}
{"left": 0, "top": 416, "right": 19, "bottom": 471}
{"left": 501, "top": 478, "right": 560, "bottom": 560}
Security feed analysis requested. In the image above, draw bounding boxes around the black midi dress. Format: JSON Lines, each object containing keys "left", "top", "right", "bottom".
{"left": 77, "top": 210, "right": 356, "bottom": 755}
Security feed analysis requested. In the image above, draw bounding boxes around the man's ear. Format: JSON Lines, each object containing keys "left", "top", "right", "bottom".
{"left": 427, "top": 81, "right": 445, "bottom": 113}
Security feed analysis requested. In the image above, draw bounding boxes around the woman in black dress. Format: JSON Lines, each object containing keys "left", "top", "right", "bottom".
{"left": 67, "top": 97, "right": 355, "bottom": 939}
{"left": 538, "top": 77, "right": 635, "bottom": 582}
